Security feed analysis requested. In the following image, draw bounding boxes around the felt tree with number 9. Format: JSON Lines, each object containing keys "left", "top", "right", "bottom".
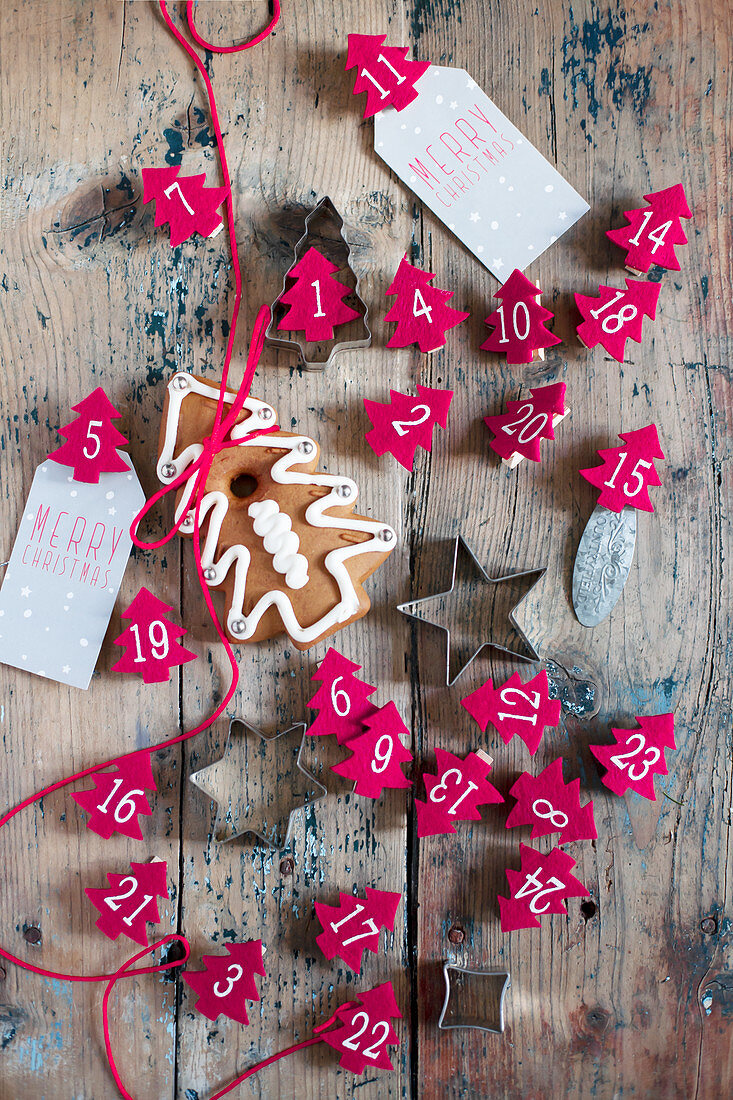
{"left": 590, "top": 713, "right": 676, "bottom": 800}
{"left": 331, "top": 701, "right": 413, "bottom": 798}
{"left": 579, "top": 423, "right": 665, "bottom": 513}
{"left": 415, "top": 748, "right": 503, "bottom": 837}
{"left": 112, "top": 587, "right": 196, "bottom": 684}
{"left": 47, "top": 387, "right": 130, "bottom": 483}
{"left": 576, "top": 277, "right": 661, "bottom": 362}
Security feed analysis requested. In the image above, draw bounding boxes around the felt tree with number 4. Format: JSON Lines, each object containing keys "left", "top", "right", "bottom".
{"left": 346, "top": 33, "right": 430, "bottom": 119}
{"left": 112, "top": 587, "right": 196, "bottom": 684}
{"left": 498, "top": 845, "right": 588, "bottom": 932}
{"left": 576, "top": 277, "right": 661, "bottom": 362}
{"left": 315, "top": 887, "right": 401, "bottom": 972}
{"left": 307, "top": 648, "right": 377, "bottom": 742}
{"left": 183, "top": 940, "right": 266, "bottom": 1025}
{"left": 277, "top": 247, "right": 360, "bottom": 342}
{"left": 606, "top": 184, "right": 692, "bottom": 274}
{"left": 331, "top": 702, "right": 413, "bottom": 798}
{"left": 384, "top": 256, "right": 469, "bottom": 352}
{"left": 415, "top": 749, "right": 503, "bottom": 837}
{"left": 590, "top": 713, "right": 676, "bottom": 800}
{"left": 48, "top": 387, "right": 130, "bottom": 483}
{"left": 364, "top": 385, "right": 454, "bottom": 471}
{"left": 481, "top": 269, "right": 561, "bottom": 364}
{"left": 72, "top": 755, "right": 157, "bottom": 841}
{"left": 579, "top": 424, "right": 665, "bottom": 513}
{"left": 85, "top": 859, "right": 168, "bottom": 946}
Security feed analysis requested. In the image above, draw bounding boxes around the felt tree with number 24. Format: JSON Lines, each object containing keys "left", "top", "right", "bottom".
{"left": 277, "top": 247, "right": 360, "bottom": 342}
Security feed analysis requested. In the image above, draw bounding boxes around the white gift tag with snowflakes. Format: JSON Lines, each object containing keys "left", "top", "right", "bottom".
{"left": 0, "top": 455, "right": 144, "bottom": 689}
{"left": 374, "top": 66, "right": 589, "bottom": 278}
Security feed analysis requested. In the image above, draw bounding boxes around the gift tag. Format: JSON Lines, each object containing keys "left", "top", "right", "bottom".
{"left": 374, "top": 67, "right": 589, "bottom": 278}
{"left": 0, "top": 454, "right": 144, "bottom": 689}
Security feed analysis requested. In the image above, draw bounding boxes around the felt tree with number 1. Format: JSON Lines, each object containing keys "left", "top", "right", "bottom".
{"left": 112, "top": 587, "right": 196, "bottom": 684}
{"left": 481, "top": 269, "right": 561, "bottom": 364}
{"left": 384, "top": 256, "right": 469, "bottom": 352}
{"left": 277, "top": 247, "right": 360, "bottom": 342}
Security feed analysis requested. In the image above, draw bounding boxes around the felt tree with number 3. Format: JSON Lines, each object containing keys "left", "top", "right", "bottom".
{"left": 112, "top": 587, "right": 196, "bottom": 683}
{"left": 384, "top": 256, "right": 469, "bottom": 352}
{"left": 182, "top": 940, "right": 266, "bottom": 1025}
{"left": 277, "top": 247, "right": 360, "bottom": 342}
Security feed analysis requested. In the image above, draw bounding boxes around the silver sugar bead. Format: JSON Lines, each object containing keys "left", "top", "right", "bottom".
{"left": 380, "top": 528, "right": 395, "bottom": 543}
{"left": 172, "top": 374, "right": 190, "bottom": 391}
{"left": 336, "top": 483, "right": 352, "bottom": 498}
{"left": 260, "top": 407, "right": 273, "bottom": 421}
{"left": 203, "top": 567, "right": 216, "bottom": 581}
{"left": 161, "top": 462, "right": 176, "bottom": 479}
{"left": 298, "top": 440, "right": 315, "bottom": 455}
{"left": 230, "top": 619, "right": 246, "bottom": 635}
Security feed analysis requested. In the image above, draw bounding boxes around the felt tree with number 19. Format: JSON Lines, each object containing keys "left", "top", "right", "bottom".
{"left": 112, "top": 587, "right": 196, "bottom": 684}
{"left": 384, "top": 256, "right": 469, "bottom": 352}
{"left": 277, "top": 247, "right": 360, "bottom": 342}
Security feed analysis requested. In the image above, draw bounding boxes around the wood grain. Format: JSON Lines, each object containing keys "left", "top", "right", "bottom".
{"left": 0, "top": 1, "right": 730, "bottom": 1097}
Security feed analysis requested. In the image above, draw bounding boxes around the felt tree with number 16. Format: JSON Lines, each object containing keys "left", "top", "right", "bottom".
{"left": 277, "top": 247, "right": 360, "bottom": 342}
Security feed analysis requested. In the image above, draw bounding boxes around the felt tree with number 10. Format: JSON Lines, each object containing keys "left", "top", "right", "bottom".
{"left": 277, "top": 247, "right": 360, "bottom": 342}
{"left": 481, "top": 269, "right": 561, "bottom": 364}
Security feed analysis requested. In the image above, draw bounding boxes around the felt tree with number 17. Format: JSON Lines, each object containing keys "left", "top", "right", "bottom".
{"left": 277, "top": 247, "right": 360, "bottom": 342}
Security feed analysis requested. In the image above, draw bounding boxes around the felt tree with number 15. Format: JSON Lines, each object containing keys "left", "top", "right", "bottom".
{"left": 277, "top": 247, "right": 360, "bottom": 342}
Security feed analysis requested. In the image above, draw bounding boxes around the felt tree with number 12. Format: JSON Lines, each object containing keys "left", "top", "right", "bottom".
{"left": 481, "top": 269, "right": 561, "bottom": 364}
{"left": 277, "top": 247, "right": 360, "bottom": 342}
{"left": 384, "top": 256, "right": 469, "bottom": 352}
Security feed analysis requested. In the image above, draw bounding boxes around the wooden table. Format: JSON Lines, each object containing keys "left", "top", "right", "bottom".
{"left": 1, "top": 1, "right": 731, "bottom": 1096}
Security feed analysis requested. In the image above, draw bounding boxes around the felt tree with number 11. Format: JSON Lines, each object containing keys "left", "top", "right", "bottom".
{"left": 112, "top": 587, "right": 196, "bottom": 684}
{"left": 277, "top": 247, "right": 360, "bottom": 342}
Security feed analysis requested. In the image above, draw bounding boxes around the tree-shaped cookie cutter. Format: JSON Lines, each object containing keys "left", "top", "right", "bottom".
{"left": 265, "top": 196, "right": 371, "bottom": 370}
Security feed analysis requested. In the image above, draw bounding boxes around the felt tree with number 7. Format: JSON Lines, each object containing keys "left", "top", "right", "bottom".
{"left": 579, "top": 424, "right": 665, "bottom": 513}
{"left": 384, "top": 256, "right": 469, "bottom": 352}
{"left": 48, "top": 387, "right": 130, "bottom": 483}
{"left": 112, "top": 587, "right": 196, "bottom": 683}
{"left": 481, "top": 269, "right": 561, "bottom": 364}
{"left": 576, "top": 277, "right": 660, "bottom": 362}
{"left": 277, "top": 247, "right": 360, "bottom": 342}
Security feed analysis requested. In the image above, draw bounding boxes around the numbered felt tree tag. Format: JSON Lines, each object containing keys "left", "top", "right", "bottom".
{"left": 579, "top": 424, "right": 665, "bottom": 513}
{"left": 506, "top": 758, "right": 596, "bottom": 844}
{"left": 85, "top": 859, "right": 168, "bottom": 946}
{"left": 321, "top": 982, "right": 402, "bottom": 1073}
{"left": 277, "top": 246, "right": 360, "bottom": 342}
{"left": 461, "top": 670, "right": 561, "bottom": 755}
{"left": 183, "top": 940, "right": 266, "bottom": 1025}
{"left": 364, "top": 385, "right": 453, "bottom": 471}
{"left": 576, "top": 278, "right": 660, "bottom": 362}
{"left": 48, "top": 388, "right": 130, "bottom": 484}
{"left": 484, "top": 382, "right": 568, "bottom": 467}
{"left": 331, "top": 702, "right": 413, "bottom": 798}
{"left": 346, "top": 34, "right": 430, "bottom": 119}
{"left": 590, "top": 713, "right": 675, "bottom": 800}
{"left": 415, "top": 748, "right": 503, "bottom": 837}
{"left": 606, "top": 184, "right": 692, "bottom": 274}
{"left": 306, "top": 647, "right": 377, "bottom": 742}
{"left": 481, "top": 270, "right": 561, "bottom": 364}
{"left": 72, "top": 755, "right": 157, "bottom": 841}
{"left": 112, "top": 586, "right": 196, "bottom": 683}
{"left": 142, "top": 166, "right": 228, "bottom": 248}
{"left": 384, "top": 256, "right": 468, "bottom": 352}
{"left": 498, "top": 844, "right": 588, "bottom": 932}
{"left": 315, "top": 887, "right": 401, "bottom": 973}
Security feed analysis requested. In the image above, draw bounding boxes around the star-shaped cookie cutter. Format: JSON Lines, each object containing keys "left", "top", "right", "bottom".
{"left": 438, "top": 962, "right": 511, "bottom": 1034}
{"left": 265, "top": 195, "right": 371, "bottom": 370}
{"left": 190, "top": 717, "right": 327, "bottom": 850}
{"left": 397, "top": 534, "right": 546, "bottom": 685}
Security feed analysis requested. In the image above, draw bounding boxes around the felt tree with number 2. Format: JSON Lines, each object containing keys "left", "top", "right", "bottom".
{"left": 576, "top": 277, "right": 661, "bottom": 362}
{"left": 481, "top": 269, "right": 561, "bottom": 364}
{"left": 112, "top": 586, "right": 196, "bottom": 684}
{"left": 579, "top": 424, "right": 665, "bottom": 513}
{"left": 306, "top": 647, "right": 377, "bottom": 742}
{"left": 384, "top": 256, "right": 469, "bottom": 352}
{"left": 590, "top": 713, "right": 676, "bottom": 800}
{"left": 364, "top": 385, "right": 454, "bottom": 471}
{"left": 277, "top": 247, "right": 360, "bottom": 342}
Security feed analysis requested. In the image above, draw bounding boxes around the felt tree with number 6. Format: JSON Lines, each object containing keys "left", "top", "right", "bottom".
{"left": 384, "top": 256, "right": 469, "bottom": 352}
{"left": 277, "top": 247, "right": 360, "bottom": 342}
{"left": 576, "top": 277, "right": 660, "bottom": 362}
{"left": 481, "top": 269, "right": 561, "bottom": 364}
{"left": 306, "top": 647, "right": 377, "bottom": 742}
{"left": 579, "top": 424, "right": 665, "bottom": 513}
{"left": 48, "top": 387, "right": 130, "bottom": 483}
{"left": 112, "top": 587, "right": 196, "bottom": 684}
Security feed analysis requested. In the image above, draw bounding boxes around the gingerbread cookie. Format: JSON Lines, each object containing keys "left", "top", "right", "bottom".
{"left": 157, "top": 374, "right": 396, "bottom": 649}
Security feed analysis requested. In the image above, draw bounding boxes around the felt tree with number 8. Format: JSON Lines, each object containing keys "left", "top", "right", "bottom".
{"left": 112, "top": 587, "right": 196, "bottom": 684}
{"left": 331, "top": 701, "right": 413, "bottom": 798}
{"left": 277, "top": 247, "right": 360, "bottom": 342}
{"left": 579, "top": 423, "right": 665, "bottom": 513}
{"left": 48, "top": 387, "right": 130, "bottom": 483}
{"left": 590, "top": 713, "right": 676, "bottom": 800}
{"left": 576, "top": 277, "right": 661, "bottom": 362}
{"left": 384, "top": 256, "right": 469, "bottom": 352}
{"left": 481, "top": 269, "right": 561, "bottom": 364}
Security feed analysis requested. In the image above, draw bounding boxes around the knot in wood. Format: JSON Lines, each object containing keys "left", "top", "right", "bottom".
{"left": 448, "top": 925, "right": 465, "bottom": 945}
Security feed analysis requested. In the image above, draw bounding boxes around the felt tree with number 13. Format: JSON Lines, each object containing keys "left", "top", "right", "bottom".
{"left": 277, "top": 247, "right": 360, "bottom": 342}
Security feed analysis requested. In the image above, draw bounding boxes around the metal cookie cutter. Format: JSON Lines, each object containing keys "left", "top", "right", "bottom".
{"left": 438, "top": 962, "right": 511, "bottom": 1034}
{"left": 397, "top": 534, "right": 546, "bottom": 685}
{"left": 265, "top": 195, "right": 371, "bottom": 371}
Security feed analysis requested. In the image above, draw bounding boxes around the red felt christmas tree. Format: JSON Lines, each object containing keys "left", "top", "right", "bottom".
{"left": 277, "top": 247, "right": 360, "bottom": 342}
{"left": 306, "top": 647, "right": 377, "bottom": 743}
{"left": 484, "top": 382, "right": 568, "bottom": 465}
{"left": 481, "top": 269, "right": 561, "bottom": 364}
{"left": 590, "top": 713, "right": 676, "bottom": 800}
{"left": 48, "top": 387, "right": 129, "bottom": 484}
{"left": 321, "top": 981, "right": 402, "bottom": 1073}
{"left": 142, "top": 165, "right": 228, "bottom": 248}
{"left": 72, "top": 755, "right": 157, "bottom": 841}
{"left": 576, "top": 277, "right": 660, "bottom": 362}
{"left": 415, "top": 749, "right": 503, "bottom": 838}
{"left": 112, "top": 587, "right": 196, "bottom": 684}
{"left": 506, "top": 758, "right": 597, "bottom": 844}
{"left": 364, "top": 385, "right": 454, "bottom": 471}
{"left": 346, "top": 34, "right": 430, "bottom": 119}
{"left": 498, "top": 844, "right": 589, "bottom": 932}
{"left": 384, "top": 256, "right": 469, "bottom": 352}
{"left": 315, "top": 887, "right": 401, "bottom": 973}
{"left": 579, "top": 423, "right": 665, "bottom": 513}
{"left": 85, "top": 859, "right": 168, "bottom": 946}
{"left": 606, "top": 184, "right": 692, "bottom": 274}
{"left": 183, "top": 940, "right": 266, "bottom": 1025}
{"left": 331, "top": 702, "right": 413, "bottom": 799}
{"left": 461, "top": 670, "right": 561, "bottom": 756}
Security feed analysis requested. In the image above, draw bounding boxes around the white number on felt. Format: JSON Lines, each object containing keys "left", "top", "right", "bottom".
{"left": 589, "top": 291, "right": 638, "bottom": 333}
{"left": 412, "top": 288, "right": 433, "bottom": 322}
{"left": 497, "top": 686, "right": 541, "bottom": 725}
{"left": 602, "top": 451, "right": 653, "bottom": 499}
{"left": 330, "top": 902, "right": 380, "bottom": 946}
{"left": 97, "top": 779, "right": 146, "bottom": 825}
{"left": 311, "top": 279, "right": 326, "bottom": 318}
{"left": 500, "top": 402, "right": 550, "bottom": 445}
{"left": 392, "top": 404, "right": 431, "bottom": 437}
{"left": 531, "top": 798, "right": 569, "bottom": 830}
{"left": 342, "top": 1011, "right": 391, "bottom": 1059}
{"left": 103, "top": 876, "right": 153, "bottom": 925}
{"left": 514, "top": 868, "right": 566, "bottom": 914}
{"left": 359, "top": 53, "right": 407, "bottom": 100}
{"left": 429, "top": 767, "right": 479, "bottom": 815}
{"left": 628, "top": 210, "right": 673, "bottom": 254}
{"left": 609, "top": 733, "right": 661, "bottom": 782}
{"left": 213, "top": 963, "right": 244, "bottom": 998}
{"left": 83, "top": 419, "right": 103, "bottom": 460}
{"left": 163, "top": 180, "right": 195, "bottom": 216}
{"left": 494, "top": 301, "right": 531, "bottom": 343}
{"left": 371, "top": 734, "right": 394, "bottom": 774}
{"left": 130, "top": 620, "right": 170, "bottom": 663}
{"left": 330, "top": 676, "right": 351, "bottom": 718}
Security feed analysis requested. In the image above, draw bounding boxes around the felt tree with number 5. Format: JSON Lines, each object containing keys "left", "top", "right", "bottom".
{"left": 277, "top": 247, "right": 360, "bottom": 342}
{"left": 331, "top": 702, "right": 413, "bottom": 798}
{"left": 576, "top": 277, "right": 660, "bottom": 362}
{"left": 579, "top": 424, "right": 665, "bottom": 513}
{"left": 112, "top": 587, "right": 196, "bottom": 683}
{"left": 499, "top": 844, "right": 588, "bottom": 932}
{"left": 481, "top": 269, "right": 561, "bottom": 364}
{"left": 384, "top": 256, "right": 469, "bottom": 352}
{"left": 590, "top": 713, "right": 676, "bottom": 800}
{"left": 48, "top": 387, "right": 130, "bottom": 483}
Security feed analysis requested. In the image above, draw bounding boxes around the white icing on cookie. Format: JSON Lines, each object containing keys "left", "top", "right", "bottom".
{"left": 158, "top": 373, "right": 396, "bottom": 644}
{"left": 247, "top": 499, "right": 309, "bottom": 589}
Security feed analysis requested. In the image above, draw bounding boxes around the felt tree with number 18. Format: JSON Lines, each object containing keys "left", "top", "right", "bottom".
{"left": 576, "top": 277, "right": 660, "bottom": 362}
{"left": 277, "top": 247, "right": 360, "bottom": 342}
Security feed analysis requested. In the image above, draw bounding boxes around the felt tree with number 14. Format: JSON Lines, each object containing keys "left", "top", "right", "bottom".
{"left": 277, "top": 247, "right": 360, "bottom": 342}
{"left": 606, "top": 184, "right": 692, "bottom": 274}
